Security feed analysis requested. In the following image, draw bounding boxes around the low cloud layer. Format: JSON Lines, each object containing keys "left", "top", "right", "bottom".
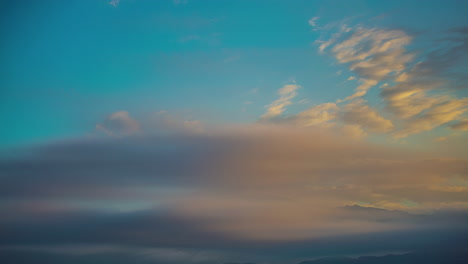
{"left": 1, "top": 121, "right": 467, "bottom": 254}
{"left": 1, "top": 129, "right": 468, "bottom": 263}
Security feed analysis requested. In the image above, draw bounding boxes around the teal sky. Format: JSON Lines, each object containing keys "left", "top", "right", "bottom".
{"left": 1, "top": 0, "right": 468, "bottom": 147}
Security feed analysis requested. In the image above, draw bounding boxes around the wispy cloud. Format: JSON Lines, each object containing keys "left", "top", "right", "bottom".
{"left": 267, "top": 23, "right": 468, "bottom": 139}
{"left": 223, "top": 54, "right": 240, "bottom": 63}
{"left": 108, "top": 0, "right": 120, "bottom": 7}
{"left": 450, "top": 119, "right": 468, "bottom": 131}
{"left": 308, "top": 16, "right": 320, "bottom": 28}
{"left": 261, "top": 83, "right": 301, "bottom": 120}
{"left": 340, "top": 99, "right": 394, "bottom": 133}
{"left": 329, "top": 28, "right": 413, "bottom": 100}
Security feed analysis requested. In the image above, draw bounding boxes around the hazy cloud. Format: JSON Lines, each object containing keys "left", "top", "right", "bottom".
{"left": 450, "top": 119, "right": 468, "bottom": 131}
{"left": 108, "top": 0, "right": 120, "bottom": 7}
{"left": 340, "top": 99, "right": 394, "bottom": 133}
{"left": 1, "top": 114, "right": 468, "bottom": 262}
{"left": 95, "top": 111, "right": 140, "bottom": 137}
{"left": 2, "top": 122, "right": 468, "bottom": 242}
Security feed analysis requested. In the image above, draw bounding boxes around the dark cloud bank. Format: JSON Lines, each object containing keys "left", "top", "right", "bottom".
{"left": 1, "top": 127, "right": 468, "bottom": 264}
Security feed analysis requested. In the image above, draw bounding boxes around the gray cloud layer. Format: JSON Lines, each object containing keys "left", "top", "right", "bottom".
{"left": 1, "top": 124, "right": 468, "bottom": 261}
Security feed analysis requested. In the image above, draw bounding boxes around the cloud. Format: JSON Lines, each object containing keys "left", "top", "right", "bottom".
{"left": 329, "top": 28, "right": 413, "bottom": 99}
{"left": 340, "top": 99, "right": 394, "bottom": 133}
{"left": 308, "top": 17, "right": 319, "bottom": 27}
{"left": 260, "top": 83, "right": 301, "bottom": 120}
{"left": 343, "top": 79, "right": 378, "bottom": 101}
{"left": 2, "top": 121, "right": 468, "bottom": 242}
{"left": 0, "top": 245, "right": 223, "bottom": 264}
{"left": 1, "top": 114, "right": 468, "bottom": 263}
{"left": 298, "top": 247, "right": 468, "bottom": 264}
{"left": 288, "top": 25, "right": 411, "bottom": 137}
{"left": 287, "top": 102, "right": 338, "bottom": 127}
{"left": 434, "top": 136, "right": 448, "bottom": 142}
{"left": 331, "top": 28, "right": 411, "bottom": 63}
{"left": 146, "top": 111, "right": 204, "bottom": 134}
{"left": 108, "top": 0, "right": 120, "bottom": 7}
{"left": 267, "top": 98, "right": 392, "bottom": 136}
{"left": 378, "top": 28, "right": 468, "bottom": 137}
{"left": 450, "top": 119, "right": 468, "bottom": 131}
{"left": 306, "top": 22, "right": 468, "bottom": 138}
{"left": 380, "top": 81, "right": 444, "bottom": 119}
{"left": 394, "top": 98, "right": 468, "bottom": 138}
{"left": 1, "top": 214, "right": 467, "bottom": 264}
{"left": 95, "top": 110, "right": 203, "bottom": 138}
{"left": 95, "top": 111, "right": 140, "bottom": 137}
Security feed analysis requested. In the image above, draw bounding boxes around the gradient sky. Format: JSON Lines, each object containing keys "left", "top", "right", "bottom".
{"left": 1, "top": 0, "right": 468, "bottom": 264}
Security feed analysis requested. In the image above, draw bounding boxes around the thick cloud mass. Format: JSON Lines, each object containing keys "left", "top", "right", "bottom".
{"left": 1, "top": 125, "right": 468, "bottom": 259}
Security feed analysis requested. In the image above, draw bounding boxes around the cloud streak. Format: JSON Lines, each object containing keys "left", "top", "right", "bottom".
{"left": 261, "top": 83, "right": 301, "bottom": 121}
{"left": 264, "top": 24, "right": 468, "bottom": 140}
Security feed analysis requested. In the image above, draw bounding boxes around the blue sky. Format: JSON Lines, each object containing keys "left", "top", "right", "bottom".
{"left": 1, "top": 1, "right": 468, "bottom": 263}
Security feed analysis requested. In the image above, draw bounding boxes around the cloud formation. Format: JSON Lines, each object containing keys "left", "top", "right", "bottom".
{"left": 339, "top": 99, "right": 394, "bottom": 133}
{"left": 263, "top": 24, "right": 468, "bottom": 140}
{"left": 1, "top": 119, "right": 468, "bottom": 263}
{"left": 261, "top": 83, "right": 301, "bottom": 120}
{"left": 95, "top": 111, "right": 140, "bottom": 137}
{"left": 450, "top": 119, "right": 468, "bottom": 131}
{"left": 329, "top": 28, "right": 413, "bottom": 100}
{"left": 2, "top": 121, "right": 468, "bottom": 243}
{"left": 108, "top": 0, "right": 120, "bottom": 7}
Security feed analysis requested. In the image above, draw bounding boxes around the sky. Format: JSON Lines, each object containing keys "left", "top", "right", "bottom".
{"left": 1, "top": 0, "right": 468, "bottom": 263}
